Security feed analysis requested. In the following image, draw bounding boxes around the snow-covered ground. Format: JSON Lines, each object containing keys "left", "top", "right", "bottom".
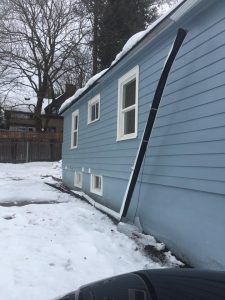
{"left": 0, "top": 162, "right": 181, "bottom": 300}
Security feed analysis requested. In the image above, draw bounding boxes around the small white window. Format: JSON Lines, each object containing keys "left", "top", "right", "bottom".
{"left": 90, "top": 174, "right": 103, "bottom": 196}
{"left": 71, "top": 110, "right": 79, "bottom": 148}
{"left": 88, "top": 94, "right": 100, "bottom": 124}
{"left": 117, "top": 66, "right": 139, "bottom": 141}
{"left": 74, "top": 171, "right": 83, "bottom": 188}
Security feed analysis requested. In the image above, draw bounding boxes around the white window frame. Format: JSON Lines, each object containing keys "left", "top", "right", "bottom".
{"left": 87, "top": 94, "right": 100, "bottom": 124}
{"left": 117, "top": 65, "right": 139, "bottom": 141}
{"left": 71, "top": 109, "right": 79, "bottom": 149}
{"left": 90, "top": 174, "right": 103, "bottom": 196}
{"left": 74, "top": 171, "right": 83, "bottom": 188}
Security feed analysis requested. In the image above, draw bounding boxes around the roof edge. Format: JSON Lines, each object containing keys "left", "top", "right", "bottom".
{"left": 60, "top": 0, "right": 189, "bottom": 115}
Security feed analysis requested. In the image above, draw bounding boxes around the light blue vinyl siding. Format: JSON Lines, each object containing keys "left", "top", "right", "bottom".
{"left": 62, "top": 0, "right": 225, "bottom": 195}
{"left": 134, "top": 182, "right": 225, "bottom": 269}
{"left": 62, "top": 0, "right": 225, "bottom": 196}
{"left": 143, "top": 1, "right": 225, "bottom": 195}
{"left": 62, "top": 0, "right": 225, "bottom": 268}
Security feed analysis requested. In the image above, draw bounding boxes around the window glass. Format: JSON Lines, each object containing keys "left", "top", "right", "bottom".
{"left": 91, "top": 174, "right": 103, "bottom": 196}
{"left": 74, "top": 115, "right": 78, "bottom": 130}
{"left": 75, "top": 171, "right": 82, "bottom": 188}
{"left": 117, "top": 66, "right": 139, "bottom": 140}
{"left": 73, "top": 132, "right": 77, "bottom": 147}
{"left": 91, "top": 105, "right": 96, "bottom": 121}
{"left": 88, "top": 95, "right": 100, "bottom": 124}
{"left": 95, "top": 175, "right": 101, "bottom": 190}
{"left": 96, "top": 102, "right": 99, "bottom": 119}
{"left": 124, "top": 109, "right": 135, "bottom": 134}
{"left": 123, "top": 79, "right": 136, "bottom": 109}
{"left": 71, "top": 110, "right": 78, "bottom": 148}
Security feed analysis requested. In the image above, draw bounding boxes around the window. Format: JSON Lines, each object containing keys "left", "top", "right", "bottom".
{"left": 74, "top": 171, "right": 83, "bottom": 188}
{"left": 88, "top": 94, "right": 100, "bottom": 124}
{"left": 117, "top": 66, "right": 139, "bottom": 141}
{"left": 71, "top": 110, "right": 79, "bottom": 148}
{"left": 90, "top": 174, "right": 103, "bottom": 196}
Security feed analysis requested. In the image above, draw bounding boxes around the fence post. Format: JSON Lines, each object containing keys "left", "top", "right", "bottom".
{"left": 50, "top": 139, "right": 54, "bottom": 161}
{"left": 12, "top": 141, "right": 17, "bottom": 163}
{"left": 26, "top": 141, "right": 29, "bottom": 163}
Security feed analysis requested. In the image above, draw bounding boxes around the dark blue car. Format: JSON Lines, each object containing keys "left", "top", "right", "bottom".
{"left": 56, "top": 268, "right": 225, "bottom": 300}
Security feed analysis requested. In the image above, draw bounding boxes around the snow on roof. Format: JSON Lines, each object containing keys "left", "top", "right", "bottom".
{"left": 59, "top": 0, "right": 185, "bottom": 114}
{"left": 111, "top": 1, "right": 184, "bottom": 66}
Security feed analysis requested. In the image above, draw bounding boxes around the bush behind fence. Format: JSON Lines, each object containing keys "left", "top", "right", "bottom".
{"left": 0, "top": 131, "right": 63, "bottom": 163}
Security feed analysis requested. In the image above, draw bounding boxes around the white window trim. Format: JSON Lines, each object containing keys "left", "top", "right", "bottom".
{"left": 87, "top": 94, "right": 100, "bottom": 124}
{"left": 74, "top": 171, "right": 83, "bottom": 188}
{"left": 117, "top": 65, "right": 139, "bottom": 141}
{"left": 90, "top": 174, "right": 103, "bottom": 196}
{"left": 71, "top": 109, "right": 79, "bottom": 149}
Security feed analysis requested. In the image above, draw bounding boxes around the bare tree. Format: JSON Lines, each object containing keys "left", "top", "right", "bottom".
{"left": 0, "top": 0, "right": 90, "bottom": 131}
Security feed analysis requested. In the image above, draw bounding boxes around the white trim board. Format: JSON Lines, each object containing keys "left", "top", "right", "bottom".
{"left": 71, "top": 190, "right": 121, "bottom": 220}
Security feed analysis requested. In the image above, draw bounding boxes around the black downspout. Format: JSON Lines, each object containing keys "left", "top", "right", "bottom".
{"left": 121, "top": 28, "right": 187, "bottom": 218}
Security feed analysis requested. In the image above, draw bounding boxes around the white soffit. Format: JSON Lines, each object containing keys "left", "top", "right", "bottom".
{"left": 171, "top": 0, "right": 203, "bottom": 22}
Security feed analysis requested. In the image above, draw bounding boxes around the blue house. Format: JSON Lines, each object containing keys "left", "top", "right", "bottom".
{"left": 60, "top": 0, "right": 225, "bottom": 269}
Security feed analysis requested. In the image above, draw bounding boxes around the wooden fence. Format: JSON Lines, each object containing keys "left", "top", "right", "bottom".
{"left": 0, "top": 131, "right": 63, "bottom": 163}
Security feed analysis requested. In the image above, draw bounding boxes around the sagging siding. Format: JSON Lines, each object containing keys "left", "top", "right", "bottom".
{"left": 132, "top": 0, "right": 225, "bottom": 269}
{"left": 62, "top": 0, "right": 225, "bottom": 268}
{"left": 137, "top": 0, "right": 225, "bottom": 195}
{"left": 134, "top": 182, "right": 225, "bottom": 269}
{"left": 62, "top": 25, "right": 181, "bottom": 211}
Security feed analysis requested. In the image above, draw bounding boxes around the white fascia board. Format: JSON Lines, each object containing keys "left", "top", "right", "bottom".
{"left": 71, "top": 190, "right": 121, "bottom": 220}
{"left": 171, "top": 0, "right": 203, "bottom": 22}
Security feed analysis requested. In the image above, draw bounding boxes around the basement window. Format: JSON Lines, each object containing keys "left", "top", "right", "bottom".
{"left": 88, "top": 94, "right": 100, "bottom": 124}
{"left": 71, "top": 110, "right": 79, "bottom": 148}
{"left": 117, "top": 66, "right": 139, "bottom": 141}
{"left": 90, "top": 174, "right": 103, "bottom": 196}
{"left": 74, "top": 171, "right": 83, "bottom": 188}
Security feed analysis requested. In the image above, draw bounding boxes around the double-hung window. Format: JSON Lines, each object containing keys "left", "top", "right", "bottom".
{"left": 88, "top": 94, "right": 100, "bottom": 124}
{"left": 71, "top": 110, "right": 79, "bottom": 148}
{"left": 117, "top": 66, "right": 139, "bottom": 140}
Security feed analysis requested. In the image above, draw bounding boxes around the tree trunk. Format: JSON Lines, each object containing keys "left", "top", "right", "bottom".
{"left": 92, "top": 0, "right": 99, "bottom": 75}
{"left": 34, "top": 95, "right": 43, "bottom": 132}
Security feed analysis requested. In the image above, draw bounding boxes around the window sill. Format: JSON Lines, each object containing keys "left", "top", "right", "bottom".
{"left": 75, "top": 184, "right": 82, "bottom": 188}
{"left": 87, "top": 117, "right": 100, "bottom": 125}
{"left": 116, "top": 132, "right": 137, "bottom": 142}
{"left": 90, "top": 188, "right": 103, "bottom": 196}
